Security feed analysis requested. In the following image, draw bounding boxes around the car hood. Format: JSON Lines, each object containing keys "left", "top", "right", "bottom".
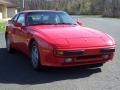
{"left": 29, "top": 25, "right": 114, "bottom": 48}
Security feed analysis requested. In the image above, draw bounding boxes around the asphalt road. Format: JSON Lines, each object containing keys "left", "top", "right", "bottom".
{"left": 0, "top": 16, "right": 120, "bottom": 90}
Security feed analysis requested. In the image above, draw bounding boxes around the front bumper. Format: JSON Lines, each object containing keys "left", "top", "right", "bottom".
{"left": 40, "top": 47, "right": 115, "bottom": 67}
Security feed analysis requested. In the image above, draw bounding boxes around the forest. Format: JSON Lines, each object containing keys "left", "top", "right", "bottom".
{"left": 8, "top": 0, "right": 120, "bottom": 17}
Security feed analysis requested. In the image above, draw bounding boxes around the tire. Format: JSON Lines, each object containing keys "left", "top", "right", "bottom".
{"left": 30, "top": 41, "right": 42, "bottom": 70}
{"left": 6, "top": 34, "right": 14, "bottom": 53}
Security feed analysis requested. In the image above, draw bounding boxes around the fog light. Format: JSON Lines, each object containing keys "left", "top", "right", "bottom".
{"left": 64, "top": 58, "right": 73, "bottom": 63}
{"left": 103, "top": 55, "right": 110, "bottom": 60}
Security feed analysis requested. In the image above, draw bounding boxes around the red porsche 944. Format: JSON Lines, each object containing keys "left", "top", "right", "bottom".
{"left": 5, "top": 10, "right": 116, "bottom": 70}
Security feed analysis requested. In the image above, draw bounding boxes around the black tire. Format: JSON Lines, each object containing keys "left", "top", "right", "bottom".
{"left": 6, "top": 34, "right": 14, "bottom": 53}
{"left": 30, "top": 41, "right": 42, "bottom": 70}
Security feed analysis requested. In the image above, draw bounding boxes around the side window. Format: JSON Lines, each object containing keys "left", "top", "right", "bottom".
{"left": 17, "top": 14, "right": 25, "bottom": 26}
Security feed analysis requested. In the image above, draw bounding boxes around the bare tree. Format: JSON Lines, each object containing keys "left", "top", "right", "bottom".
{"left": 5, "top": 0, "right": 120, "bottom": 17}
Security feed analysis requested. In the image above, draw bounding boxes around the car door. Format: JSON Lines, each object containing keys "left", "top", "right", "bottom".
{"left": 14, "top": 13, "right": 29, "bottom": 54}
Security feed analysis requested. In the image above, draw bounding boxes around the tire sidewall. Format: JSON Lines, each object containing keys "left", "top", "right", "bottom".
{"left": 30, "top": 41, "right": 41, "bottom": 70}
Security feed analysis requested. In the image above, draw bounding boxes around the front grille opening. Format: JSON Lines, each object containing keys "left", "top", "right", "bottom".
{"left": 64, "top": 50, "right": 85, "bottom": 56}
{"left": 76, "top": 55, "right": 102, "bottom": 60}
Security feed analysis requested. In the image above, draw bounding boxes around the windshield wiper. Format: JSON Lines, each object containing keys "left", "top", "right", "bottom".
{"left": 56, "top": 23, "right": 76, "bottom": 25}
{"left": 31, "top": 23, "right": 56, "bottom": 25}
{"left": 31, "top": 23, "right": 76, "bottom": 26}
{"left": 39, "top": 23, "right": 56, "bottom": 25}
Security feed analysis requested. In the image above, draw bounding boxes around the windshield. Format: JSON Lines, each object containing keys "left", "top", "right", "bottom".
{"left": 27, "top": 11, "right": 77, "bottom": 26}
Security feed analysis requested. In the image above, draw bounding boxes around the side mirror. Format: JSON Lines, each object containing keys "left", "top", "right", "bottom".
{"left": 8, "top": 20, "right": 11, "bottom": 23}
{"left": 77, "top": 20, "right": 83, "bottom": 26}
{"left": 14, "top": 22, "right": 22, "bottom": 27}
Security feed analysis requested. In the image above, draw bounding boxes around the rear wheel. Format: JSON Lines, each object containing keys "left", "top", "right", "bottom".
{"left": 6, "top": 34, "right": 14, "bottom": 53}
{"left": 30, "top": 41, "right": 41, "bottom": 70}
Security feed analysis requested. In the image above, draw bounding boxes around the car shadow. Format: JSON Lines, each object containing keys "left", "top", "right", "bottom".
{"left": 0, "top": 48, "right": 101, "bottom": 85}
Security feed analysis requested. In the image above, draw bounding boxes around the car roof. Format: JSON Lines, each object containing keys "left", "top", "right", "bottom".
{"left": 20, "top": 10, "right": 64, "bottom": 13}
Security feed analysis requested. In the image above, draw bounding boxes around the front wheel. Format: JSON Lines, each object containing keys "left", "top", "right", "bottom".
{"left": 30, "top": 41, "right": 41, "bottom": 70}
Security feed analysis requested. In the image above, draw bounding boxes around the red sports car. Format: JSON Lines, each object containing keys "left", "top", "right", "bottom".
{"left": 5, "top": 10, "right": 115, "bottom": 70}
